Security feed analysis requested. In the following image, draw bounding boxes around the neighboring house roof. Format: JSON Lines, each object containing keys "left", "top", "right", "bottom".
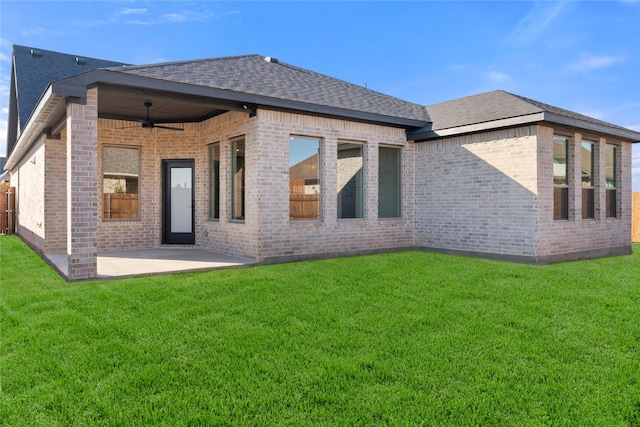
{"left": 409, "top": 90, "right": 640, "bottom": 142}
{"left": 111, "top": 55, "right": 430, "bottom": 124}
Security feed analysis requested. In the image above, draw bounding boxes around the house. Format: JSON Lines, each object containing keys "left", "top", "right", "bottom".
{"left": 5, "top": 45, "right": 640, "bottom": 280}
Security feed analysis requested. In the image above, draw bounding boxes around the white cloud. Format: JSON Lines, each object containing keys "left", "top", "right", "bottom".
{"left": 123, "top": 9, "right": 236, "bottom": 26}
{"left": 567, "top": 54, "right": 625, "bottom": 72}
{"left": 21, "top": 26, "right": 67, "bottom": 36}
{"left": 117, "top": 8, "right": 148, "bottom": 16}
{"left": 162, "top": 13, "right": 187, "bottom": 23}
{"left": 487, "top": 71, "right": 511, "bottom": 84}
{"left": 506, "top": 1, "right": 571, "bottom": 46}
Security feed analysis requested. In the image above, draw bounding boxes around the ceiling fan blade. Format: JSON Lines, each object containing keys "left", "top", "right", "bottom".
{"left": 152, "top": 124, "right": 184, "bottom": 131}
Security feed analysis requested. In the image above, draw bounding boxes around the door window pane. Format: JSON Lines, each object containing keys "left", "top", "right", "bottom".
{"left": 171, "top": 167, "right": 192, "bottom": 233}
{"left": 103, "top": 146, "right": 139, "bottom": 219}
{"left": 232, "top": 139, "right": 245, "bottom": 221}
{"left": 289, "top": 137, "right": 321, "bottom": 221}
{"left": 209, "top": 144, "right": 220, "bottom": 219}
{"left": 337, "top": 142, "right": 364, "bottom": 219}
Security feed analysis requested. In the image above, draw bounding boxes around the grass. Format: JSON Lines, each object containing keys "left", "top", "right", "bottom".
{"left": 1, "top": 235, "right": 639, "bottom": 426}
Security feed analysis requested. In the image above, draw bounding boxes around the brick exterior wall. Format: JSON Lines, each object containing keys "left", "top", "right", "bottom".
{"left": 14, "top": 136, "right": 46, "bottom": 251}
{"left": 10, "top": 93, "right": 635, "bottom": 276}
{"left": 44, "top": 135, "right": 68, "bottom": 252}
{"left": 536, "top": 125, "right": 632, "bottom": 262}
{"left": 246, "top": 110, "right": 413, "bottom": 262}
{"left": 413, "top": 126, "right": 540, "bottom": 260}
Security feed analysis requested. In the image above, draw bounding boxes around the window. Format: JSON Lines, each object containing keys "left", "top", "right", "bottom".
{"left": 231, "top": 139, "right": 245, "bottom": 221}
{"left": 103, "top": 146, "right": 139, "bottom": 219}
{"left": 378, "top": 146, "right": 401, "bottom": 218}
{"left": 553, "top": 136, "right": 569, "bottom": 220}
{"left": 337, "top": 142, "right": 364, "bottom": 219}
{"left": 209, "top": 143, "right": 220, "bottom": 219}
{"left": 289, "top": 136, "right": 321, "bottom": 221}
{"left": 581, "top": 141, "right": 595, "bottom": 219}
{"left": 606, "top": 144, "right": 617, "bottom": 218}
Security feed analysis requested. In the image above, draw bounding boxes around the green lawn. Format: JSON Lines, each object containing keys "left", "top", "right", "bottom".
{"left": 1, "top": 235, "right": 639, "bottom": 426}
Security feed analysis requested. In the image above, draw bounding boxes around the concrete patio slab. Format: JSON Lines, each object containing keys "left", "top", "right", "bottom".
{"left": 45, "top": 248, "right": 254, "bottom": 279}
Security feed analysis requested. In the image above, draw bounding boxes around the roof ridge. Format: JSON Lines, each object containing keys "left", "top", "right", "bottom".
{"left": 13, "top": 44, "right": 127, "bottom": 65}
{"left": 115, "top": 53, "right": 263, "bottom": 71}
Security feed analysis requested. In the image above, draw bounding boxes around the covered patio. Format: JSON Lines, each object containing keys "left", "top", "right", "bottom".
{"left": 45, "top": 247, "right": 253, "bottom": 280}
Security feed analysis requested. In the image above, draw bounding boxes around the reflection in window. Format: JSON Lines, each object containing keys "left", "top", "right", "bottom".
{"left": 209, "top": 143, "right": 220, "bottom": 219}
{"left": 553, "top": 136, "right": 569, "bottom": 220}
{"left": 232, "top": 139, "right": 245, "bottom": 221}
{"left": 378, "top": 146, "right": 401, "bottom": 218}
{"left": 103, "top": 146, "right": 139, "bottom": 219}
{"left": 337, "top": 142, "right": 364, "bottom": 219}
{"left": 606, "top": 144, "right": 617, "bottom": 218}
{"left": 289, "top": 136, "right": 321, "bottom": 221}
{"left": 581, "top": 141, "right": 594, "bottom": 219}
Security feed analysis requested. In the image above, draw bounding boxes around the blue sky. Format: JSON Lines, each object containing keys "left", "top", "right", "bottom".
{"left": 1, "top": 0, "right": 639, "bottom": 189}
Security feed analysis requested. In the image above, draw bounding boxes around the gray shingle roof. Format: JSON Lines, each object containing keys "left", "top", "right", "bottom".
{"left": 425, "top": 90, "right": 633, "bottom": 133}
{"left": 110, "top": 54, "right": 429, "bottom": 123}
{"left": 12, "top": 45, "right": 127, "bottom": 132}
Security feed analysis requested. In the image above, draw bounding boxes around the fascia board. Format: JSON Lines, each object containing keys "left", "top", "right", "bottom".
{"left": 52, "top": 70, "right": 430, "bottom": 128}
{"left": 542, "top": 112, "right": 640, "bottom": 143}
{"left": 6, "top": 87, "right": 62, "bottom": 171}
{"left": 409, "top": 111, "right": 640, "bottom": 143}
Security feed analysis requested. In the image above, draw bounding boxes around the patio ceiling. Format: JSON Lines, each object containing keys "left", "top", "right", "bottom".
{"left": 97, "top": 83, "right": 246, "bottom": 124}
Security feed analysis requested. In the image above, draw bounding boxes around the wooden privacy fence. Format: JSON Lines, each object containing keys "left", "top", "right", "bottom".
{"left": 103, "top": 193, "right": 139, "bottom": 219}
{"left": 289, "top": 178, "right": 319, "bottom": 220}
{"left": 289, "top": 194, "right": 320, "bottom": 220}
{"left": 633, "top": 192, "right": 640, "bottom": 243}
{"left": 1, "top": 183, "right": 16, "bottom": 235}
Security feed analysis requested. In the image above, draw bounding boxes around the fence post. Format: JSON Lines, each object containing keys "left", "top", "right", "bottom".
{"left": 7, "top": 187, "right": 12, "bottom": 234}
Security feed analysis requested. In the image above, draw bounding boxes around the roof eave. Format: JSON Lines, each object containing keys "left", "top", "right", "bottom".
{"left": 542, "top": 112, "right": 640, "bottom": 142}
{"left": 51, "top": 69, "right": 429, "bottom": 128}
{"left": 6, "top": 87, "right": 66, "bottom": 171}
{"left": 409, "top": 111, "right": 640, "bottom": 143}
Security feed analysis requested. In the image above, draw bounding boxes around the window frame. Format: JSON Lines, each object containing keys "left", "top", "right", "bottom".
{"left": 289, "top": 135, "right": 322, "bottom": 222}
{"left": 553, "top": 136, "right": 569, "bottom": 221}
{"left": 378, "top": 145, "right": 402, "bottom": 219}
{"left": 231, "top": 138, "right": 245, "bottom": 222}
{"left": 208, "top": 142, "right": 220, "bottom": 220}
{"left": 581, "top": 140, "right": 595, "bottom": 220}
{"left": 102, "top": 144, "right": 141, "bottom": 221}
{"left": 337, "top": 141, "right": 365, "bottom": 220}
{"left": 605, "top": 144, "right": 618, "bottom": 219}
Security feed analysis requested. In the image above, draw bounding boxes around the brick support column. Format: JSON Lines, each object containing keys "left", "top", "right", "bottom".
{"left": 66, "top": 87, "right": 98, "bottom": 279}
